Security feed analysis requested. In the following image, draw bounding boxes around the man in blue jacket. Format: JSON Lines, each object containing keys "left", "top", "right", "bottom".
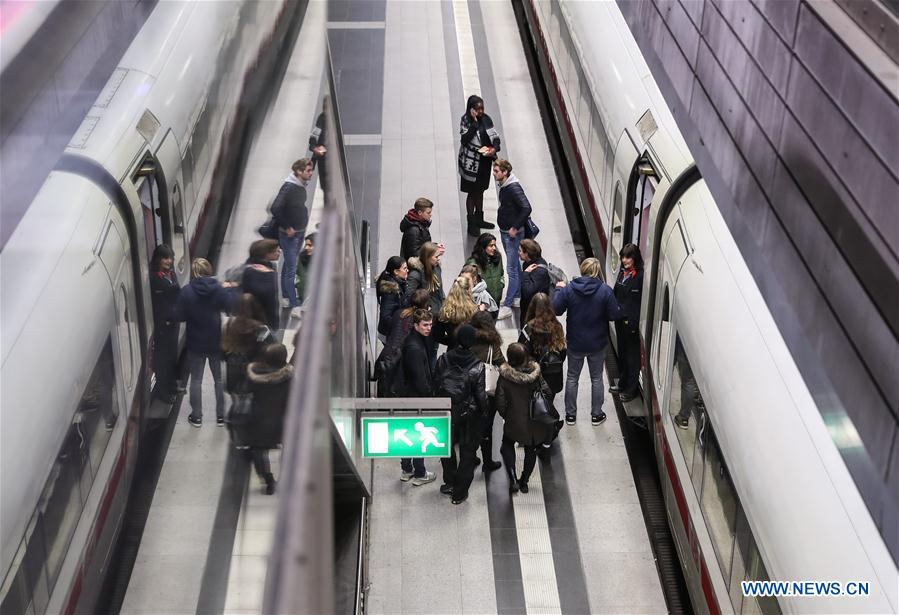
{"left": 174, "top": 258, "right": 237, "bottom": 427}
{"left": 493, "top": 158, "right": 532, "bottom": 320}
{"left": 552, "top": 257, "right": 622, "bottom": 426}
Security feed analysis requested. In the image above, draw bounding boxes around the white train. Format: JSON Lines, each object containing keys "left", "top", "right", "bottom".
{"left": 0, "top": 2, "right": 301, "bottom": 612}
{"left": 521, "top": 1, "right": 898, "bottom": 613}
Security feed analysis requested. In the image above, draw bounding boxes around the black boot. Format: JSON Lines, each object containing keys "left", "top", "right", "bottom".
{"left": 263, "top": 473, "right": 276, "bottom": 495}
{"left": 467, "top": 214, "right": 480, "bottom": 237}
{"left": 476, "top": 211, "right": 495, "bottom": 229}
{"left": 480, "top": 438, "right": 501, "bottom": 472}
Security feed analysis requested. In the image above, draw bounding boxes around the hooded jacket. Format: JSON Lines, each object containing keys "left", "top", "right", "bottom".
{"left": 242, "top": 257, "right": 279, "bottom": 329}
{"left": 399, "top": 209, "right": 432, "bottom": 261}
{"left": 496, "top": 174, "right": 532, "bottom": 231}
{"left": 174, "top": 277, "right": 235, "bottom": 354}
{"left": 376, "top": 273, "right": 407, "bottom": 336}
{"left": 466, "top": 255, "right": 504, "bottom": 306}
{"left": 405, "top": 257, "right": 444, "bottom": 314}
{"left": 520, "top": 257, "right": 551, "bottom": 321}
{"left": 272, "top": 174, "right": 309, "bottom": 231}
{"left": 245, "top": 362, "right": 293, "bottom": 448}
{"left": 434, "top": 346, "right": 488, "bottom": 420}
{"left": 552, "top": 276, "right": 622, "bottom": 353}
{"left": 495, "top": 361, "right": 554, "bottom": 445}
{"left": 471, "top": 280, "right": 498, "bottom": 313}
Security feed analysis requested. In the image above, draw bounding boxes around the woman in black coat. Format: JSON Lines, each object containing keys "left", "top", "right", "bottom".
{"left": 150, "top": 244, "right": 181, "bottom": 402}
{"left": 242, "top": 239, "right": 281, "bottom": 329}
{"left": 246, "top": 343, "right": 293, "bottom": 494}
{"left": 376, "top": 256, "right": 409, "bottom": 337}
{"left": 518, "top": 239, "right": 552, "bottom": 326}
{"left": 221, "top": 294, "right": 275, "bottom": 398}
{"left": 612, "top": 243, "right": 644, "bottom": 401}
{"left": 496, "top": 343, "right": 554, "bottom": 495}
{"left": 458, "top": 95, "right": 501, "bottom": 236}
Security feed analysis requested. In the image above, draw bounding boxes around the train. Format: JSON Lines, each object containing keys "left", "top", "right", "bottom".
{"left": 519, "top": 1, "right": 898, "bottom": 614}
{"left": 0, "top": 2, "right": 308, "bottom": 613}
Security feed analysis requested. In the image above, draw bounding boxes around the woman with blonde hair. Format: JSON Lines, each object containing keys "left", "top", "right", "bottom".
{"left": 435, "top": 276, "right": 478, "bottom": 349}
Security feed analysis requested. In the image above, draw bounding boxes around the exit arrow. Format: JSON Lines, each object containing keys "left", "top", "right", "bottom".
{"left": 394, "top": 429, "right": 413, "bottom": 446}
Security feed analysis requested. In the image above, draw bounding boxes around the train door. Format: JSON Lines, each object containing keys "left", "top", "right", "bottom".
{"left": 626, "top": 159, "right": 657, "bottom": 257}
{"left": 154, "top": 131, "right": 190, "bottom": 283}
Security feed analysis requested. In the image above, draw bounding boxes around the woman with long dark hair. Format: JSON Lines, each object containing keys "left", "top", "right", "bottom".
{"left": 406, "top": 241, "right": 445, "bottom": 315}
{"left": 458, "top": 95, "right": 501, "bottom": 236}
{"left": 467, "top": 232, "right": 504, "bottom": 308}
{"left": 150, "top": 244, "right": 181, "bottom": 402}
{"left": 376, "top": 255, "right": 409, "bottom": 337}
{"left": 221, "top": 293, "right": 275, "bottom": 398}
{"left": 519, "top": 292, "right": 567, "bottom": 403}
{"left": 612, "top": 243, "right": 644, "bottom": 401}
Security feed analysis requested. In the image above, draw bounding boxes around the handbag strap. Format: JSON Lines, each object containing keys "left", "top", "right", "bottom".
{"left": 486, "top": 344, "right": 493, "bottom": 365}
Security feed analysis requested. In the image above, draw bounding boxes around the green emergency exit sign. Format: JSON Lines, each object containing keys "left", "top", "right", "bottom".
{"left": 361, "top": 413, "right": 452, "bottom": 458}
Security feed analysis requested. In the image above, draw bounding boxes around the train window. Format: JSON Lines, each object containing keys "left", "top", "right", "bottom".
{"left": 670, "top": 336, "right": 701, "bottom": 470}
{"left": 653, "top": 286, "right": 671, "bottom": 391}
{"left": 631, "top": 172, "right": 656, "bottom": 256}
{"left": 119, "top": 284, "right": 135, "bottom": 391}
{"left": 729, "top": 506, "right": 752, "bottom": 612}
{"left": 0, "top": 339, "right": 119, "bottom": 614}
{"left": 701, "top": 428, "right": 738, "bottom": 581}
{"left": 171, "top": 182, "right": 187, "bottom": 275}
{"left": 742, "top": 544, "right": 782, "bottom": 615}
{"left": 588, "top": 105, "right": 605, "bottom": 194}
{"left": 610, "top": 182, "right": 624, "bottom": 272}
{"left": 578, "top": 76, "right": 592, "bottom": 144}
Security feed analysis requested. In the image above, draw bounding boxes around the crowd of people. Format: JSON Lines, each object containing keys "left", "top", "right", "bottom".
{"left": 373, "top": 94, "right": 646, "bottom": 504}
{"left": 148, "top": 156, "right": 322, "bottom": 495}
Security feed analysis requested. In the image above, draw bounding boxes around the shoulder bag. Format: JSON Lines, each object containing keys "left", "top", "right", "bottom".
{"left": 528, "top": 385, "right": 556, "bottom": 425}
{"left": 485, "top": 345, "right": 500, "bottom": 395}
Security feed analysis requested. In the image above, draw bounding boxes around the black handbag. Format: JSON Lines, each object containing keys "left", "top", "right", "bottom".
{"left": 539, "top": 350, "right": 565, "bottom": 395}
{"left": 523, "top": 217, "right": 540, "bottom": 239}
{"left": 528, "top": 386, "right": 556, "bottom": 425}
{"left": 258, "top": 217, "right": 279, "bottom": 239}
{"left": 226, "top": 393, "right": 254, "bottom": 448}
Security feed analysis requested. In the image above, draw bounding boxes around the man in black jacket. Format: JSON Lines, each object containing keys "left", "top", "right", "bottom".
{"left": 400, "top": 309, "right": 437, "bottom": 485}
{"left": 399, "top": 197, "right": 434, "bottom": 261}
{"left": 434, "top": 325, "right": 488, "bottom": 504}
{"left": 519, "top": 239, "right": 552, "bottom": 325}
{"left": 272, "top": 158, "right": 313, "bottom": 315}
{"left": 493, "top": 159, "right": 532, "bottom": 320}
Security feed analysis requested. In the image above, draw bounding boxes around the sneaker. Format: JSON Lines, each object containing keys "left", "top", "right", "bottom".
{"left": 217, "top": 417, "right": 225, "bottom": 426}
{"left": 674, "top": 415, "right": 690, "bottom": 430}
{"left": 565, "top": 415, "right": 576, "bottom": 426}
{"left": 512, "top": 297, "right": 520, "bottom": 307}
{"left": 608, "top": 383, "right": 620, "bottom": 393}
{"left": 592, "top": 412, "right": 607, "bottom": 426}
{"left": 411, "top": 471, "right": 436, "bottom": 486}
{"left": 497, "top": 306, "right": 513, "bottom": 320}
{"left": 400, "top": 471, "right": 414, "bottom": 482}
{"left": 452, "top": 494, "right": 468, "bottom": 505}
{"left": 281, "top": 297, "right": 291, "bottom": 309}
{"left": 188, "top": 416, "right": 202, "bottom": 428}
{"left": 440, "top": 484, "right": 453, "bottom": 495}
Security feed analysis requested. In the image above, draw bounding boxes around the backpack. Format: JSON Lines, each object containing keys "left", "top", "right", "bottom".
{"left": 222, "top": 263, "right": 248, "bottom": 288}
{"left": 536, "top": 262, "right": 568, "bottom": 297}
{"left": 436, "top": 357, "right": 478, "bottom": 420}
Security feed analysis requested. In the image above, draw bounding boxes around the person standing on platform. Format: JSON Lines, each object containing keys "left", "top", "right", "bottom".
{"left": 552, "top": 257, "right": 622, "bottom": 427}
{"left": 150, "top": 244, "right": 181, "bottom": 403}
{"left": 295, "top": 233, "right": 316, "bottom": 307}
{"left": 376, "top": 255, "right": 409, "bottom": 338}
{"left": 406, "top": 241, "right": 446, "bottom": 328}
{"left": 242, "top": 239, "right": 280, "bottom": 330}
{"left": 518, "top": 239, "right": 552, "bottom": 325}
{"left": 399, "top": 197, "right": 434, "bottom": 261}
{"left": 272, "top": 158, "right": 313, "bottom": 318}
{"left": 246, "top": 343, "right": 293, "bottom": 495}
{"left": 496, "top": 343, "right": 554, "bottom": 495}
{"left": 174, "top": 258, "right": 237, "bottom": 427}
{"left": 399, "top": 309, "right": 437, "bottom": 486}
{"left": 467, "top": 232, "right": 505, "bottom": 310}
{"left": 611, "top": 243, "right": 644, "bottom": 402}
{"left": 460, "top": 264, "right": 499, "bottom": 317}
{"left": 434, "top": 325, "right": 488, "bottom": 505}
{"left": 459, "top": 95, "right": 501, "bottom": 237}
{"left": 469, "top": 311, "right": 505, "bottom": 472}
{"left": 434, "top": 276, "right": 478, "bottom": 350}
{"left": 492, "top": 159, "right": 531, "bottom": 319}
{"left": 519, "top": 292, "right": 567, "bottom": 407}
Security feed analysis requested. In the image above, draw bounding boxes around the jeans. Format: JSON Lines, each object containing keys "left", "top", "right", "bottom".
{"left": 279, "top": 229, "right": 303, "bottom": 307}
{"left": 400, "top": 458, "right": 426, "bottom": 478}
{"left": 440, "top": 413, "right": 481, "bottom": 499}
{"left": 564, "top": 347, "right": 607, "bottom": 418}
{"left": 500, "top": 229, "right": 523, "bottom": 307}
{"left": 188, "top": 351, "right": 225, "bottom": 421}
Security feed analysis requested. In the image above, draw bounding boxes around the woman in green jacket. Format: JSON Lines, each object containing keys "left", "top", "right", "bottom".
{"left": 467, "top": 233, "right": 504, "bottom": 308}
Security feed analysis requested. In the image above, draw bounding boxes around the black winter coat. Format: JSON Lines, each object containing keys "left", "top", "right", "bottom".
{"left": 614, "top": 267, "right": 643, "bottom": 333}
{"left": 245, "top": 362, "right": 293, "bottom": 448}
{"left": 223, "top": 323, "right": 275, "bottom": 395}
{"left": 174, "top": 277, "right": 235, "bottom": 354}
{"left": 399, "top": 211, "right": 432, "bottom": 261}
{"left": 242, "top": 258, "right": 279, "bottom": 329}
{"left": 496, "top": 175, "right": 532, "bottom": 232}
{"left": 272, "top": 180, "right": 308, "bottom": 231}
{"left": 401, "top": 330, "right": 434, "bottom": 396}
{"left": 520, "top": 258, "right": 552, "bottom": 321}
{"left": 495, "top": 362, "right": 554, "bottom": 446}
{"left": 376, "top": 273, "right": 407, "bottom": 336}
{"left": 434, "top": 347, "right": 488, "bottom": 420}
{"left": 150, "top": 270, "right": 180, "bottom": 330}
{"left": 405, "top": 257, "right": 444, "bottom": 314}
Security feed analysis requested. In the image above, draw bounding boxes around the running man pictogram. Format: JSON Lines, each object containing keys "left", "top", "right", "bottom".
{"left": 414, "top": 421, "right": 446, "bottom": 453}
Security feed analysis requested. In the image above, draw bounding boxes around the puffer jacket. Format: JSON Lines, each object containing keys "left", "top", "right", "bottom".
{"left": 405, "top": 257, "right": 444, "bottom": 314}
{"left": 434, "top": 347, "right": 488, "bottom": 421}
{"left": 245, "top": 362, "right": 293, "bottom": 449}
{"left": 495, "top": 362, "right": 554, "bottom": 446}
{"left": 376, "top": 272, "right": 407, "bottom": 336}
{"left": 496, "top": 174, "right": 532, "bottom": 232}
{"left": 399, "top": 210, "right": 432, "bottom": 261}
{"left": 466, "top": 255, "right": 504, "bottom": 306}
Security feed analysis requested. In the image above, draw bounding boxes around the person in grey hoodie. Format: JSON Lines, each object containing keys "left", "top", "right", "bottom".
{"left": 492, "top": 158, "right": 532, "bottom": 320}
{"left": 551, "top": 257, "right": 622, "bottom": 426}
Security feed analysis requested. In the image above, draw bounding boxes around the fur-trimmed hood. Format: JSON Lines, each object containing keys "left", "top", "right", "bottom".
{"left": 247, "top": 363, "right": 294, "bottom": 385}
{"left": 377, "top": 274, "right": 403, "bottom": 298}
{"left": 499, "top": 361, "right": 540, "bottom": 384}
{"left": 407, "top": 256, "right": 424, "bottom": 272}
